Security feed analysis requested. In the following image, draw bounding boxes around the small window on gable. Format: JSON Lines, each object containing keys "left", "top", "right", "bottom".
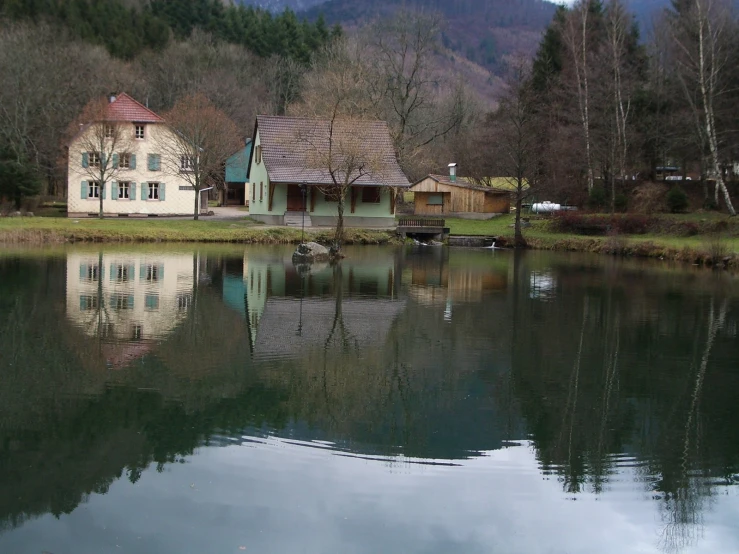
{"left": 259, "top": 182, "right": 263, "bottom": 202}
{"left": 362, "top": 186, "right": 382, "bottom": 203}
{"left": 104, "top": 124, "right": 115, "bottom": 138}
{"left": 255, "top": 145, "right": 262, "bottom": 164}
{"left": 180, "top": 156, "right": 195, "bottom": 172}
{"left": 135, "top": 125, "right": 145, "bottom": 139}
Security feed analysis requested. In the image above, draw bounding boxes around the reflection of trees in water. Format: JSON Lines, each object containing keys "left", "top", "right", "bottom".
{"left": 511, "top": 256, "right": 738, "bottom": 553}
{"left": 657, "top": 298, "right": 728, "bottom": 554}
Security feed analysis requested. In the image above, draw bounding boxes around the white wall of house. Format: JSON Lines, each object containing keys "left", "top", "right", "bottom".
{"left": 67, "top": 123, "right": 197, "bottom": 217}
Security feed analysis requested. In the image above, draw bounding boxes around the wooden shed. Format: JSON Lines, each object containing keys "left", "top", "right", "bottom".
{"left": 409, "top": 174, "right": 510, "bottom": 217}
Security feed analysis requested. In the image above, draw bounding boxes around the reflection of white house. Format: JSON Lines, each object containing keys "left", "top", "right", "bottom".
{"left": 65, "top": 252, "right": 196, "bottom": 346}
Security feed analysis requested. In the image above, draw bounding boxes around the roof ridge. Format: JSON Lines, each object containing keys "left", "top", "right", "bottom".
{"left": 113, "top": 92, "right": 164, "bottom": 122}
{"left": 257, "top": 114, "right": 389, "bottom": 125}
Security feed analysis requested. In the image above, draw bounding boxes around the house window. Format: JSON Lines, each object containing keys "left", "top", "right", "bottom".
{"left": 111, "top": 294, "right": 133, "bottom": 310}
{"left": 179, "top": 186, "right": 193, "bottom": 191}
{"left": 84, "top": 264, "right": 100, "bottom": 282}
{"left": 119, "top": 153, "right": 131, "bottom": 169}
{"left": 252, "top": 183, "right": 256, "bottom": 202}
{"left": 80, "top": 295, "right": 98, "bottom": 310}
{"left": 145, "top": 294, "right": 159, "bottom": 310}
{"left": 148, "top": 182, "right": 160, "bottom": 200}
{"left": 255, "top": 145, "right": 262, "bottom": 164}
{"left": 115, "top": 264, "right": 130, "bottom": 282}
{"left": 104, "top": 125, "right": 115, "bottom": 138}
{"left": 131, "top": 324, "right": 143, "bottom": 340}
{"left": 135, "top": 125, "right": 145, "bottom": 139}
{"left": 177, "top": 294, "right": 192, "bottom": 310}
{"left": 145, "top": 264, "right": 160, "bottom": 282}
{"left": 180, "top": 156, "right": 195, "bottom": 172}
{"left": 362, "top": 186, "right": 381, "bottom": 203}
{"left": 427, "top": 194, "right": 444, "bottom": 206}
{"left": 88, "top": 152, "right": 101, "bottom": 168}
{"left": 88, "top": 181, "right": 101, "bottom": 198}
{"left": 259, "top": 182, "right": 263, "bottom": 202}
{"left": 118, "top": 181, "right": 130, "bottom": 199}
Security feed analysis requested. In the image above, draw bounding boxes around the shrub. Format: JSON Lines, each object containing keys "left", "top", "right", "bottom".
{"left": 553, "top": 213, "right": 654, "bottom": 236}
{"left": 588, "top": 185, "right": 608, "bottom": 211}
{"left": 666, "top": 186, "right": 689, "bottom": 213}
{"left": 614, "top": 193, "right": 628, "bottom": 213}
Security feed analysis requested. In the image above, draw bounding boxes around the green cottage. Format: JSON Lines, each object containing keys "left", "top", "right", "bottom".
{"left": 246, "top": 115, "right": 410, "bottom": 228}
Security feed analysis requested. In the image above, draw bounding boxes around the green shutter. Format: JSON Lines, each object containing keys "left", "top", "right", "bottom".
{"left": 130, "top": 154, "right": 136, "bottom": 169}
{"left": 112, "top": 153, "right": 119, "bottom": 168}
{"left": 154, "top": 154, "right": 160, "bottom": 171}
{"left": 141, "top": 182, "right": 149, "bottom": 200}
{"left": 140, "top": 265, "right": 146, "bottom": 279}
{"left": 130, "top": 182, "right": 136, "bottom": 200}
{"left": 128, "top": 264, "right": 135, "bottom": 280}
{"left": 127, "top": 295, "right": 134, "bottom": 308}
{"left": 101, "top": 153, "right": 107, "bottom": 167}
{"left": 79, "top": 264, "right": 88, "bottom": 280}
{"left": 148, "top": 154, "right": 160, "bottom": 171}
{"left": 82, "top": 152, "right": 89, "bottom": 168}
{"left": 147, "top": 154, "right": 154, "bottom": 171}
{"left": 101, "top": 182, "right": 106, "bottom": 200}
{"left": 159, "top": 183, "right": 166, "bottom": 201}
{"left": 112, "top": 181, "right": 118, "bottom": 200}
{"left": 79, "top": 296, "right": 87, "bottom": 310}
{"left": 81, "top": 181, "right": 88, "bottom": 199}
{"left": 110, "top": 264, "right": 116, "bottom": 281}
{"left": 157, "top": 264, "right": 164, "bottom": 279}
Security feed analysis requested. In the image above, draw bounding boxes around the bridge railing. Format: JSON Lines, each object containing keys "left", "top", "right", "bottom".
{"left": 397, "top": 217, "right": 445, "bottom": 228}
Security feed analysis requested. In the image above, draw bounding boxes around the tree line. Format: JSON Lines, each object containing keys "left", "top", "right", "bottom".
{"left": 473, "top": 0, "right": 739, "bottom": 244}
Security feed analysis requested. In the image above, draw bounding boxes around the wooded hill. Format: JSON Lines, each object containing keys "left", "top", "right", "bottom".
{"left": 0, "top": 0, "right": 339, "bottom": 60}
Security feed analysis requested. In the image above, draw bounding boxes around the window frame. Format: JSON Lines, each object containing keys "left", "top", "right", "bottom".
{"left": 118, "top": 181, "right": 130, "bottom": 200}
{"left": 88, "top": 181, "right": 101, "bottom": 199}
{"left": 104, "top": 124, "right": 115, "bottom": 138}
{"left": 426, "top": 193, "right": 444, "bottom": 206}
{"left": 135, "top": 124, "right": 145, "bottom": 139}
{"left": 180, "top": 155, "right": 195, "bottom": 172}
{"left": 148, "top": 182, "right": 160, "bottom": 201}
{"left": 119, "top": 153, "right": 131, "bottom": 169}
{"left": 88, "top": 152, "right": 101, "bottom": 168}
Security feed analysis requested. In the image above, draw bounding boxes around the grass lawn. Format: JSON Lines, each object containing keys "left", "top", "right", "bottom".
{"left": 445, "top": 213, "right": 739, "bottom": 258}
{"left": 0, "top": 216, "right": 399, "bottom": 245}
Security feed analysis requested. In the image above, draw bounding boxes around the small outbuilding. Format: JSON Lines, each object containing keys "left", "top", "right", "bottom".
{"left": 409, "top": 165, "right": 510, "bottom": 218}
{"left": 223, "top": 139, "right": 252, "bottom": 206}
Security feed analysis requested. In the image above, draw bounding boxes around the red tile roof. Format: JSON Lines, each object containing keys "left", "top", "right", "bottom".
{"left": 255, "top": 115, "right": 410, "bottom": 188}
{"left": 104, "top": 92, "right": 164, "bottom": 123}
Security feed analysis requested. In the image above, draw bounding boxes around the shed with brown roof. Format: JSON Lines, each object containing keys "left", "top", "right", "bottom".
{"left": 409, "top": 173, "right": 510, "bottom": 218}
{"left": 247, "top": 115, "right": 410, "bottom": 228}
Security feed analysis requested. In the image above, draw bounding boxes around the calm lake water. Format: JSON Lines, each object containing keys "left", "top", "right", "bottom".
{"left": 0, "top": 244, "right": 738, "bottom": 554}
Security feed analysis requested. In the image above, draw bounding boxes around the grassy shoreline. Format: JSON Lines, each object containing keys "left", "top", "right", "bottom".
{"left": 0, "top": 217, "right": 401, "bottom": 245}
{"left": 2, "top": 213, "right": 738, "bottom": 268}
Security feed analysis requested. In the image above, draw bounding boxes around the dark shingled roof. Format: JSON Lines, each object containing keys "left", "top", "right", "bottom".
{"left": 411, "top": 174, "right": 511, "bottom": 194}
{"left": 255, "top": 115, "right": 410, "bottom": 188}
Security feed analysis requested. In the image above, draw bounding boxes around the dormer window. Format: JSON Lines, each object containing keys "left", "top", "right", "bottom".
{"left": 135, "top": 125, "right": 145, "bottom": 139}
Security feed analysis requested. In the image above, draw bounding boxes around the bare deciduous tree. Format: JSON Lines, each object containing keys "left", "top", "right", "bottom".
{"left": 68, "top": 97, "right": 135, "bottom": 219}
{"left": 157, "top": 94, "right": 241, "bottom": 220}
{"left": 669, "top": 0, "right": 736, "bottom": 215}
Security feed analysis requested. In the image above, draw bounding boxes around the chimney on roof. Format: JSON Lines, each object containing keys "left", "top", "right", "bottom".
{"left": 108, "top": 94, "right": 117, "bottom": 103}
{"left": 448, "top": 163, "right": 457, "bottom": 183}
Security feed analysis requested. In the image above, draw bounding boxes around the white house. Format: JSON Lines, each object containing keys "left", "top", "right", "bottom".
{"left": 67, "top": 93, "right": 198, "bottom": 217}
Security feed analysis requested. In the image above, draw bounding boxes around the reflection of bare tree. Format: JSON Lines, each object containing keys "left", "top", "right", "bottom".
{"left": 658, "top": 298, "right": 729, "bottom": 554}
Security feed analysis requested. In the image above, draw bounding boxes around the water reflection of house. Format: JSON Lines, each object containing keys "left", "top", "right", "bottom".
{"left": 65, "top": 252, "right": 196, "bottom": 367}
{"left": 406, "top": 249, "right": 508, "bottom": 306}
{"left": 243, "top": 250, "right": 402, "bottom": 356}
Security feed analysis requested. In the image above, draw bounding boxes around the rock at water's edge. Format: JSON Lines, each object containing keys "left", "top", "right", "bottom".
{"left": 292, "top": 241, "right": 330, "bottom": 264}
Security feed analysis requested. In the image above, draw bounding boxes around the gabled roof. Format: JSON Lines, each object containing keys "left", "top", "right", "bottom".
{"left": 251, "top": 115, "right": 410, "bottom": 188}
{"left": 226, "top": 139, "right": 253, "bottom": 183}
{"left": 103, "top": 92, "right": 164, "bottom": 123}
{"left": 411, "top": 174, "right": 512, "bottom": 194}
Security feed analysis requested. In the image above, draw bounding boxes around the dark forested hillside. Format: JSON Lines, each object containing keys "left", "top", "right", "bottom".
{"left": 0, "top": 0, "right": 339, "bottom": 60}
